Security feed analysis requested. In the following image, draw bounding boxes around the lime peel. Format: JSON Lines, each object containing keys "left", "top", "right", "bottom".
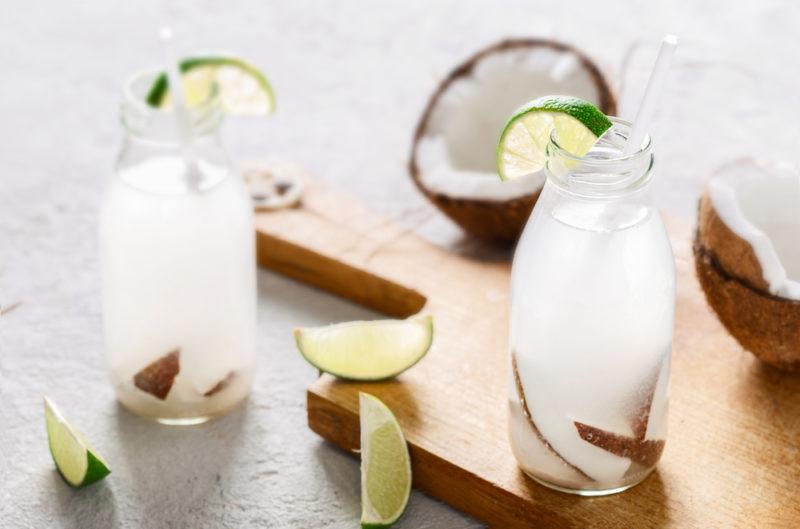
{"left": 496, "top": 95, "right": 612, "bottom": 181}
{"left": 146, "top": 55, "right": 275, "bottom": 115}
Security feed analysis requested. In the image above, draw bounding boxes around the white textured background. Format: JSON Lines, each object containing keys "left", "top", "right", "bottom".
{"left": 1, "top": 1, "right": 799, "bottom": 527}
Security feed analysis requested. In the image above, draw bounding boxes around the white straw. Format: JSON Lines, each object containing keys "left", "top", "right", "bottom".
{"left": 623, "top": 35, "right": 678, "bottom": 155}
{"left": 159, "top": 27, "right": 200, "bottom": 189}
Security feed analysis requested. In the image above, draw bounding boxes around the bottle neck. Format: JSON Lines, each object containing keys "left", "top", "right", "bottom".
{"left": 540, "top": 119, "right": 656, "bottom": 231}
{"left": 115, "top": 71, "right": 230, "bottom": 195}
{"left": 545, "top": 118, "right": 654, "bottom": 201}
{"left": 120, "top": 69, "right": 224, "bottom": 145}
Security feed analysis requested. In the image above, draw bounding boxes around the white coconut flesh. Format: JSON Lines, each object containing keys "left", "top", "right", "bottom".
{"left": 708, "top": 160, "right": 800, "bottom": 300}
{"left": 510, "top": 363, "right": 670, "bottom": 486}
{"left": 507, "top": 398, "right": 588, "bottom": 488}
{"left": 520, "top": 372, "right": 633, "bottom": 484}
{"left": 417, "top": 45, "right": 608, "bottom": 200}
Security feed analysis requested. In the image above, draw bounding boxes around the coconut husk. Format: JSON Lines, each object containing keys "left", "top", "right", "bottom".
{"left": 697, "top": 192, "right": 769, "bottom": 292}
{"left": 694, "top": 240, "right": 800, "bottom": 371}
{"left": 409, "top": 38, "right": 617, "bottom": 242}
{"left": 573, "top": 422, "right": 665, "bottom": 468}
{"left": 133, "top": 349, "right": 181, "bottom": 400}
{"left": 572, "top": 364, "right": 666, "bottom": 469}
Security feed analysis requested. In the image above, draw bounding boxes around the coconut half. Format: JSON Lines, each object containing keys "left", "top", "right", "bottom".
{"left": 410, "top": 39, "right": 616, "bottom": 241}
{"left": 694, "top": 159, "right": 800, "bottom": 370}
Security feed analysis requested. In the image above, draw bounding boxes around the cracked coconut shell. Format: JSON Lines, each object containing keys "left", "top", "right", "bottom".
{"left": 694, "top": 161, "right": 800, "bottom": 371}
{"left": 409, "top": 38, "right": 616, "bottom": 242}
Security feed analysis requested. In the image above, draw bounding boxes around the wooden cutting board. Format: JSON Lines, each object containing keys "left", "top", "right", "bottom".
{"left": 254, "top": 165, "right": 800, "bottom": 528}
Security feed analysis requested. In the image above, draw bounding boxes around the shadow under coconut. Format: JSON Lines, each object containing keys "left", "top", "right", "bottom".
{"left": 445, "top": 233, "right": 516, "bottom": 263}
{"left": 738, "top": 357, "right": 800, "bottom": 437}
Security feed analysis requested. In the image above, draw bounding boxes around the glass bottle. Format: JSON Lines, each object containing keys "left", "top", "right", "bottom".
{"left": 100, "top": 71, "right": 256, "bottom": 424}
{"left": 508, "top": 119, "right": 675, "bottom": 495}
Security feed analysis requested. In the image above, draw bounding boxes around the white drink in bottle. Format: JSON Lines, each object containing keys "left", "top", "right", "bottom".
{"left": 508, "top": 120, "right": 674, "bottom": 493}
{"left": 100, "top": 67, "right": 256, "bottom": 424}
{"left": 505, "top": 35, "right": 678, "bottom": 495}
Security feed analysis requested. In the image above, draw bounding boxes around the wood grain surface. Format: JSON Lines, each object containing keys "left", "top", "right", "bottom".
{"left": 254, "top": 169, "right": 800, "bottom": 528}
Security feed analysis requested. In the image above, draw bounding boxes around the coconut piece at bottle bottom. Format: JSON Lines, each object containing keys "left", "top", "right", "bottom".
{"left": 573, "top": 354, "right": 669, "bottom": 469}
{"left": 513, "top": 358, "right": 632, "bottom": 483}
{"left": 508, "top": 399, "right": 590, "bottom": 488}
{"left": 133, "top": 349, "right": 180, "bottom": 400}
{"left": 202, "top": 371, "right": 236, "bottom": 397}
{"left": 510, "top": 356, "right": 590, "bottom": 482}
{"left": 573, "top": 423, "right": 665, "bottom": 468}
{"left": 511, "top": 354, "right": 631, "bottom": 483}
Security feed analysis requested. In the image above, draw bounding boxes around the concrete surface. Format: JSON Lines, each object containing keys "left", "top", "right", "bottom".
{"left": 1, "top": 1, "right": 798, "bottom": 527}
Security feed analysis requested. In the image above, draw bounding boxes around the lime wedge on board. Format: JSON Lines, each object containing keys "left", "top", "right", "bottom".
{"left": 294, "top": 315, "right": 433, "bottom": 381}
{"left": 360, "top": 392, "right": 412, "bottom": 528}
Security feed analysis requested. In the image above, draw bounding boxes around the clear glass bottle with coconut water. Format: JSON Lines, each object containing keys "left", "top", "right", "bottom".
{"left": 508, "top": 118, "right": 675, "bottom": 495}
{"left": 100, "top": 70, "right": 256, "bottom": 424}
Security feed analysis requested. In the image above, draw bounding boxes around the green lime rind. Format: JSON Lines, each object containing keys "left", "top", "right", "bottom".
{"left": 81, "top": 450, "right": 112, "bottom": 486}
{"left": 145, "top": 55, "right": 275, "bottom": 114}
{"left": 360, "top": 393, "right": 411, "bottom": 529}
{"left": 513, "top": 95, "right": 612, "bottom": 138}
{"left": 44, "top": 397, "right": 110, "bottom": 488}
{"left": 496, "top": 95, "right": 612, "bottom": 181}
{"left": 294, "top": 315, "right": 433, "bottom": 382}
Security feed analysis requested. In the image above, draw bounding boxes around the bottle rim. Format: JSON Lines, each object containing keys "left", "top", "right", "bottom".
{"left": 120, "top": 69, "right": 223, "bottom": 142}
{"left": 546, "top": 117, "right": 655, "bottom": 198}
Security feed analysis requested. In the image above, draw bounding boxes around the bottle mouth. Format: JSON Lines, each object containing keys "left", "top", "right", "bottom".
{"left": 547, "top": 117, "right": 655, "bottom": 197}
{"left": 120, "top": 69, "right": 223, "bottom": 142}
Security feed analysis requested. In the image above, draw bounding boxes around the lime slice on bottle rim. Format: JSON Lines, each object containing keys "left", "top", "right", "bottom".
{"left": 496, "top": 95, "right": 612, "bottom": 181}
{"left": 294, "top": 315, "right": 433, "bottom": 381}
{"left": 146, "top": 55, "right": 275, "bottom": 115}
{"left": 44, "top": 397, "right": 110, "bottom": 487}
{"left": 360, "top": 392, "right": 412, "bottom": 529}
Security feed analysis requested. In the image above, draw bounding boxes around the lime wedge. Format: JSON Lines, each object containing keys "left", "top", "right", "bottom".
{"left": 496, "top": 95, "right": 612, "bottom": 180}
{"left": 44, "top": 397, "right": 110, "bottom": 487}
{"left": 360, "top": 393, "right": 412, "bottom": 529}
{"left": 294, "top": 315, "right": 433, "bottom": 381}
{"left": 146, "top": 55, "right": 275, "bottom": 115}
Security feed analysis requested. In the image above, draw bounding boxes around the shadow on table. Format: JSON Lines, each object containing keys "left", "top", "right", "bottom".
{"left": 516, "top": 467, "right": 671, "bottom": 528}
{"left": 443, "top": 234, "right": 514, "bottom": 264}
{"left": 256, "top": 268, "right": 380, "bottom": 323}
{"left": 47, "top": 472, "right": 119, "bottom": 529}
{"left": 112, "top": 399, "right": 249, "bottom": 526}
{"left": 313, "top": 440, "right": 360, "bottom": 512}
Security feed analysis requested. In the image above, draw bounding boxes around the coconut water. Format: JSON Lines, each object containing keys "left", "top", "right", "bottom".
{"left": 509, "top": 178, "right": 675, "bottom": 493}
{"left": 100, "top": 155, "right": 256, "bottom": 423}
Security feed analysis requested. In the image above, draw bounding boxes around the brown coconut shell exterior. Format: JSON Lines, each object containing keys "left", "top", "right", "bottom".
{"left": 409, "top": 38, "right": 617, "bottom": 242}
{"left": 697, "top": 191, "right": 769, "bottom": 291}
{"left": 694, "top": 240, "right": 800, "bottom": 371}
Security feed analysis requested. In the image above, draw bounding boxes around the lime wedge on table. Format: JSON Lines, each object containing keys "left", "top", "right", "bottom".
{"left": 294, "top": 315, "right": 433, "bottom": 381}
{"left": 146, "top": 56, "right": 275, "bottom": 115}
{"left": 496, "top": 95, "right": 612, "bottom": 180}
{"left": 360, "top": 393, "right": 412, "bottom": 529}
{"left": 44, "top": 397, "right": 110, "bottom": 487}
